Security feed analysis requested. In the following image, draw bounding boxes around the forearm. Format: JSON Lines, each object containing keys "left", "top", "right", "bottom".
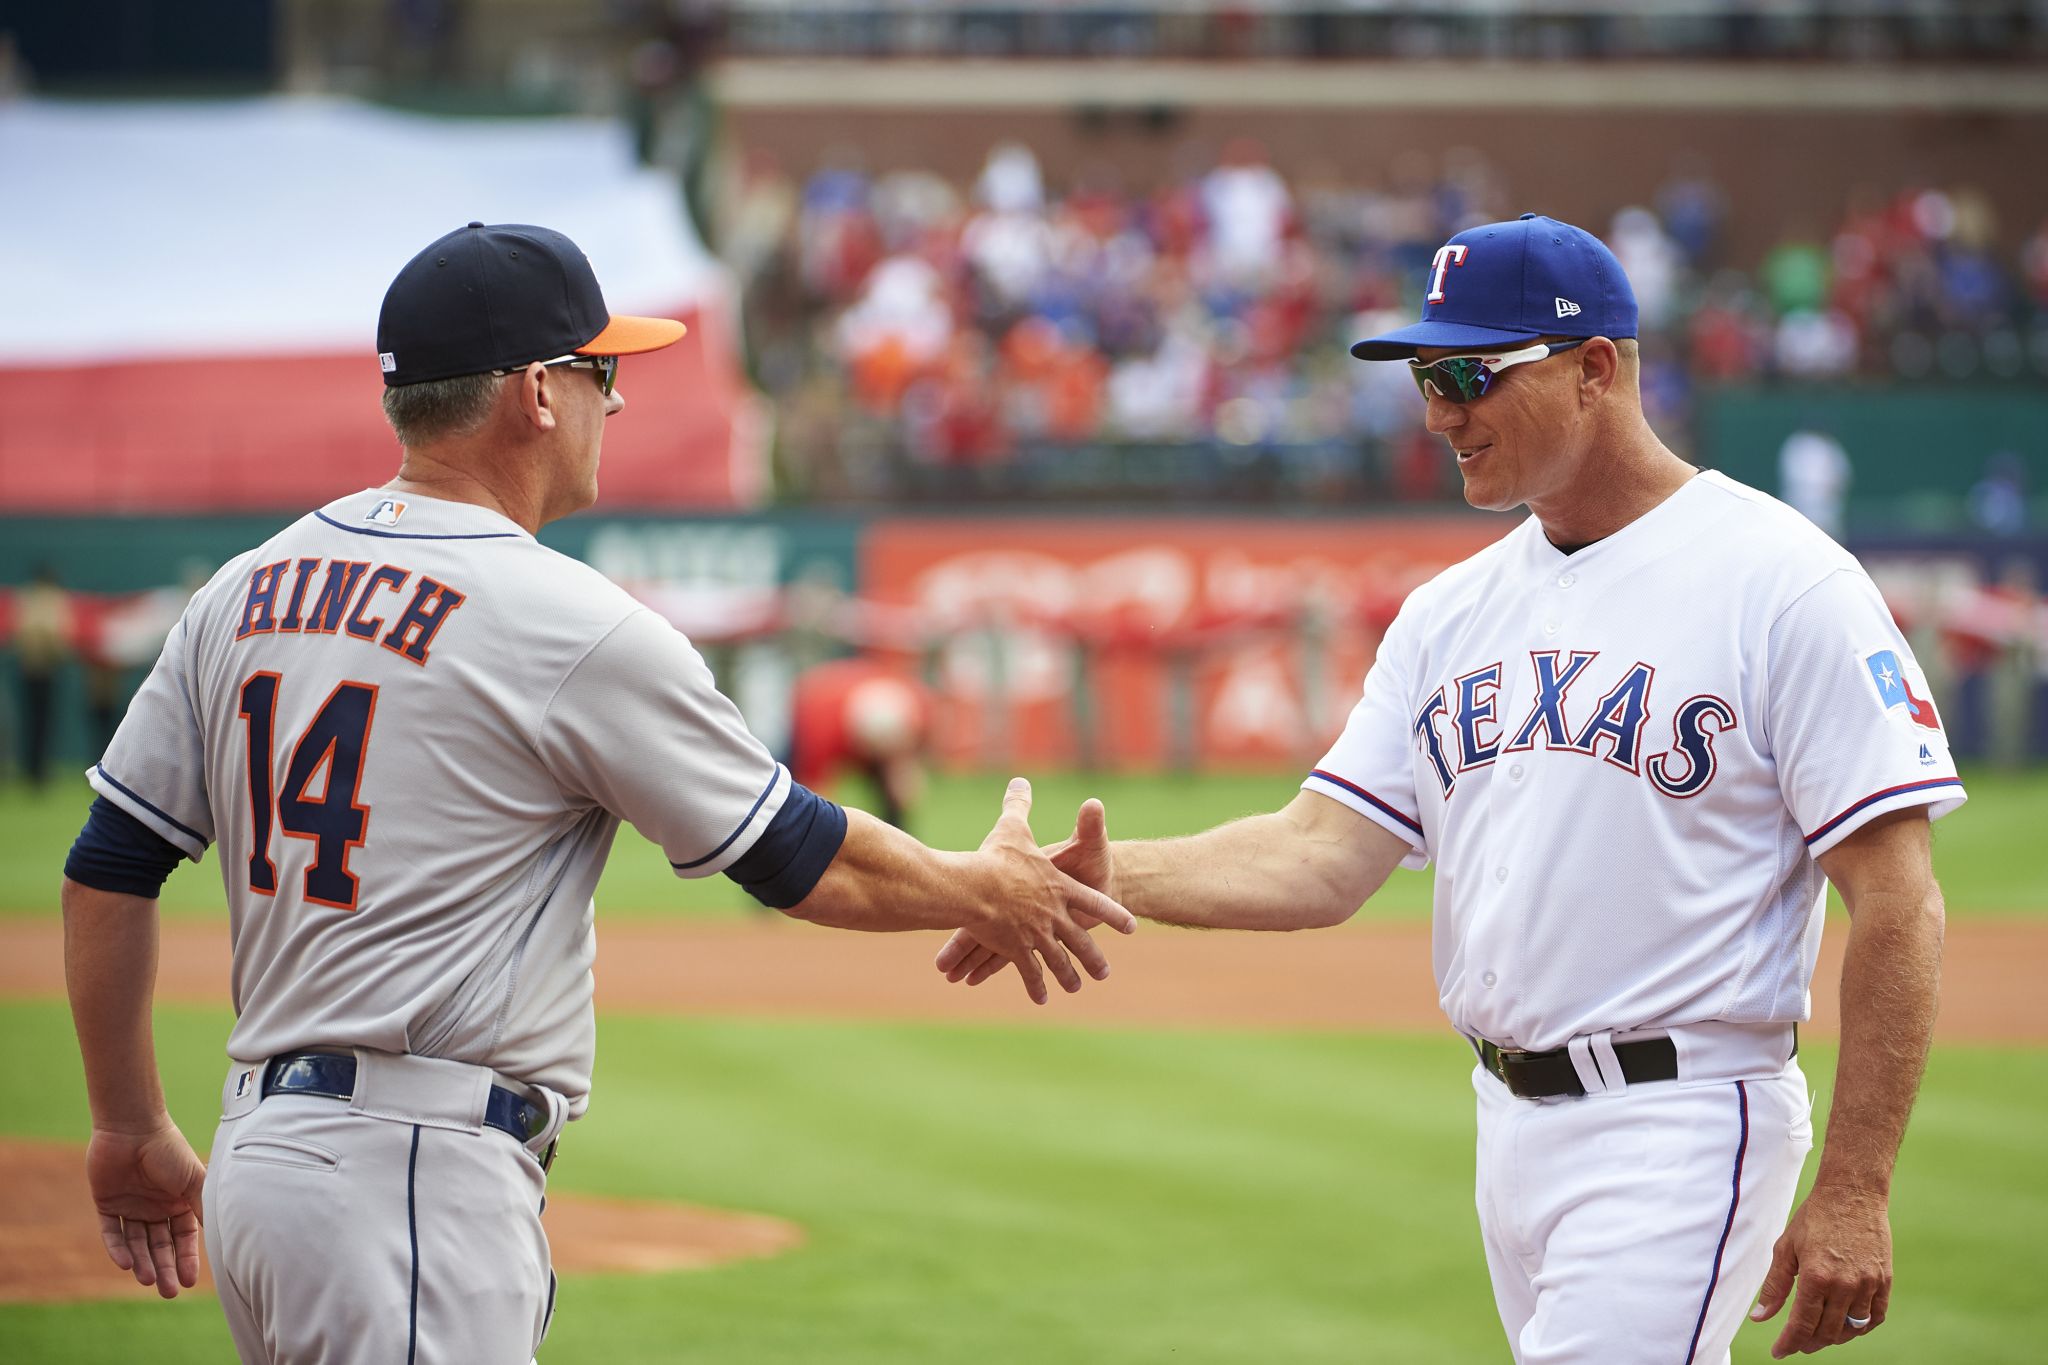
{"left": 62, "top": 877, "right": 172, "bottom": 1133}
{"left": 1812, "top": 883, "right": 1944, "bottom": 1197}
{"left": 1114, "top": 805, "right": 1383, "bottom": 931}
{"left": 786, "top": 808, "right": 989, "bottom": 933}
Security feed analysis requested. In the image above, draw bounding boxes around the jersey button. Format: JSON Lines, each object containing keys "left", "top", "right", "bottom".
{"left": 1557, "top": 573, "right": 1576, "bottom": 589}
{"left": 1494, "top": 866, "right": 1509, "bottom": 883}
{"left": 1482, "top": 971, "right": 1498, "bottom": 988}
{"left": 1508, "top": 763, "right": 1525, "bottom": 781}
{"left": 1542, "top": 621, "right": 1559, "bottom": 636}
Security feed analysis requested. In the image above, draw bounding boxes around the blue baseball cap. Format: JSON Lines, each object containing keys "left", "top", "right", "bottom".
{"left": 376, "top": 222, "right": 686, "bottom": 387}
{"left": 1350, "top": 213, "right": 1637, "bottom": 360}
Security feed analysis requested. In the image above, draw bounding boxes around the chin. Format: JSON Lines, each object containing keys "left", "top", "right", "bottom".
{"left": 1458, "top": 478, "right": 1517, "bottom": 513}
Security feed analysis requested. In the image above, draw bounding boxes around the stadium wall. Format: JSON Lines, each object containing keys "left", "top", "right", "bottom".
{"left": 5, "top": 506, "right": 2043, "bottom": 773}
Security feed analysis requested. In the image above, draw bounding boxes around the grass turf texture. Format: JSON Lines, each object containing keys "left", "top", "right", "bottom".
{"left": 3, "top": 765, "right": 2043, "bottom": 919}
{"left": 3, "top": 999, "right": 2044, "bottom": 1363}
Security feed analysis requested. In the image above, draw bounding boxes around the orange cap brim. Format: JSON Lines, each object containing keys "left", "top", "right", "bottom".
{"left": 578, "top": 314, "right": 687, "bottom": 356}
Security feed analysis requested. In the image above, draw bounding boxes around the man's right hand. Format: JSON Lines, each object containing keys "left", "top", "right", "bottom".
{"left": 941, "top": 795, "right": 1120, "bottom": 991}
{"left": 957, "top": 781, "right": 1133, "bottom": 1004}
{"left": 86, "top": 1119, "right": 207, "bottom": 1298}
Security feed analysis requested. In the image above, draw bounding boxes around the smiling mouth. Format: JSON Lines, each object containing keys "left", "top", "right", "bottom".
{"left": 1455, "top": 444, "right": 1491, "bottom": 464}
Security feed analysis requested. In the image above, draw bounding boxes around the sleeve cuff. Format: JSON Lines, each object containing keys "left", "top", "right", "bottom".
{"left": 667, "top": 765, "right": 791, "bottom": 879}
{"left": 1804, "top": 777, "right": 1967, "bottom": 857}
{"left": 1302, "top": 769, "right": 1429, "bottom": 870}
{"left": 86, "top": 764, "right": 209, "bottom": 862}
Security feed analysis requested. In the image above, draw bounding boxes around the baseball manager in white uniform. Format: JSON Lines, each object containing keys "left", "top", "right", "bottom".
{"left": 940, "top": 215, "right": 1962, "bottom": 1362}
{"left": 61, "top": 221, "right": 1132, "bottom": 1363}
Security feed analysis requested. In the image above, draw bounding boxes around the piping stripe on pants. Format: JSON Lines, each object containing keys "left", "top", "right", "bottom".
{"left": 1683, "top": 1081, "right": 1751, "bottom": 1365}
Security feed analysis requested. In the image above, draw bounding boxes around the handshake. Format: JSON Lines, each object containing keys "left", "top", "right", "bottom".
{"left": 929, "top": 778, "right": 1129, "bottom": 1005}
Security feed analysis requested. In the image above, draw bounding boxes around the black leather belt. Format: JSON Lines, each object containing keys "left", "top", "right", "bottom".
{"left": 1475, "top": 1036, "right": 1678, "bottom": 1099}
{"left": 263, "top": 1052, "right": 556, "bottom": 1170}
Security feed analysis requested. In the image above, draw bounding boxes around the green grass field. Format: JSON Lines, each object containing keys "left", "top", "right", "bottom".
{"left": 6, "top": 769, "right": 2044, "bottom": 1362}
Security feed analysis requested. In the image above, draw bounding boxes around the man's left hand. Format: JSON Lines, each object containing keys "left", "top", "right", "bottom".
{"left": 1749, "top": 1183, "right": 1891, "bottom": 1356}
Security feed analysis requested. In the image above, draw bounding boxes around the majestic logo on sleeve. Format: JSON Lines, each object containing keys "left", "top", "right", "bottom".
{"left": 1865, "top": 649, "right": 1942, "bottom": 730}
{"left": 1413, "top": 651, "right": 1735, "bottom": 801}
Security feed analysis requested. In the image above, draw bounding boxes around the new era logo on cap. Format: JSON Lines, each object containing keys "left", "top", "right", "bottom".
{"left": 1555, "top": 298, "right": 1581, "bottom": 318}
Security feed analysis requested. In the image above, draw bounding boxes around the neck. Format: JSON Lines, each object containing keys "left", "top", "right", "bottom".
{"left": 1528, "top": 414, "right": 1695, "bottom": 551}
{"left": 387, "top": 443, "right": 547, "bottom": 535}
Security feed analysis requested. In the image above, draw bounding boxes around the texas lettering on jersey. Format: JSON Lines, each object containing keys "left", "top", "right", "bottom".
{"left": 233, "top": 556, "right": 466, "bottom": 666}
{"left": 1411, "top": 649, "right": 1737, "bottom": 801}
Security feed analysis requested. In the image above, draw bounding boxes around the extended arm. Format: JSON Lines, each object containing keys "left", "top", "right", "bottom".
{"left": 1094, "top": 789, "right": 1410, "bottom": 931}
{"left": 63, "top": 876, "right": 207, "bottom": 1298}
{"left": 1751, "top": 809, "right": 1944, "bottom": 1357}
{"left": 936, "top": 790, "right": 1412, "bottom": 986}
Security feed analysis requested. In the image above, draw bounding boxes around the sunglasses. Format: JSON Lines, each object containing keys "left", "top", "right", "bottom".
{"left": 494, "top": 353, "right": 620, "bottom": 396}
{"left": 1408, "top": 338, "right": 1588, "bottom": 403}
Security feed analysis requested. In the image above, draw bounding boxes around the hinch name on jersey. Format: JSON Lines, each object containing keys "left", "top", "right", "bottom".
{"left": 233, "top": 557, "right": 466, "bottom": 667}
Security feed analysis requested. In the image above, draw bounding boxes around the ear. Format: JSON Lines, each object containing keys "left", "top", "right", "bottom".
{"left": 1576, "top": 337, "right": 1621, "bottom": 405}
{"left": 514, "top": 362, "right": 561, "bottom": 434}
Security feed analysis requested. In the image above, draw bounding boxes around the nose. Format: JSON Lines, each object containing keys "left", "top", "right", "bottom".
{"left": 604, "top": 387, "right": 625, "bottom": 417}
{"left": 1423, "top": 390, "right": 1466, "bottom": 435}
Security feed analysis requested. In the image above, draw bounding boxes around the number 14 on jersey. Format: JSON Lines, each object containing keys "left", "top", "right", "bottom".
{"left": 237, "top": 672, "right": 379, "bottom": 911}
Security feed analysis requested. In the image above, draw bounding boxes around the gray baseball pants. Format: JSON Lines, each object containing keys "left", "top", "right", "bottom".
{"left": 204, "top": 1052, "right": 568, "bottom": 1364}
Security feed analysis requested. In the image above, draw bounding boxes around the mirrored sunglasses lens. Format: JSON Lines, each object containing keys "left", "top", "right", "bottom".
{"left": 1412, "top": 357, "right": 1490, "bottom": 402}
{"left": 600, "top": 356, "right": 618, "bottom": 395}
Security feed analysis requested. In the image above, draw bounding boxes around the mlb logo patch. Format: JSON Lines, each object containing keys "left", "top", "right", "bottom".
{"left": 378, "top": 352, "right": 398, "bottom": 373}
{"left": 1865, "top": 649, "right": 1941, "bottom": 731}
{"left": 366, "top": 498, "right": 407, "bottom": 527}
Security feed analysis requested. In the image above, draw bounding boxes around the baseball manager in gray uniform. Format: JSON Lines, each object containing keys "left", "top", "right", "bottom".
{"left": 61, "top": 221, "right": 1133, "bottom": 1364}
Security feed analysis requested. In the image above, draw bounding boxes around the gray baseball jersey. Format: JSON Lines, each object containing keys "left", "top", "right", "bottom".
{"left": 92, "top": 488, "right": 789, "bottom": 1115}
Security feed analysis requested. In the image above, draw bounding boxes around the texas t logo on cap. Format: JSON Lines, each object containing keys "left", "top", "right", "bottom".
{"left": 1426, "top": 244, "right": 1470, "bottom": 303}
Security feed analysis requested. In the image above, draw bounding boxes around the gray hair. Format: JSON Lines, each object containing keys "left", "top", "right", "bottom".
{"left": 380, "top": 372, "right": 504, "bottom": 446}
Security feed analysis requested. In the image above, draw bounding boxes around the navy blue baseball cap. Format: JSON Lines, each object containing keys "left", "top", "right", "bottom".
{"left": 1350, "top": 213, "right": 1637, "bottom": 360}
{"left": 376, "top": 222, "right": 686, "bottom": 386}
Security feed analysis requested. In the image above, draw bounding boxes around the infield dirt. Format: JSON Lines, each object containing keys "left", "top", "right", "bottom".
{"left": 0, "top": 915, "right": 2037, "bottom": 1041}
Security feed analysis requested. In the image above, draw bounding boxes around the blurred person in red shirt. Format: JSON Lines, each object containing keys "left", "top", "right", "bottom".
{"left": 790, "top": 657, "right": 933, "bottom": 830}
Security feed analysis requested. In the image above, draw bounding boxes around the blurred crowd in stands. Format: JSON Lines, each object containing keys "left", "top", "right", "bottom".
{"left": 720, "top": 141, "right": 2048, "bottom": 502}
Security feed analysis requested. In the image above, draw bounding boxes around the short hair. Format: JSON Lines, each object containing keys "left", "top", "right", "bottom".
{"left": 379, "top": 372, "right": 503, "bottom": 446}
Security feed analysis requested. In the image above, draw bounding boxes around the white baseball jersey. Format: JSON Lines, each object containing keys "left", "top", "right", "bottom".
{"left": 1306, "top": 471, "right": 1965, "bottom": 1052}
{"left": 91, "top": 489, "right": 792, "bottom": 1114}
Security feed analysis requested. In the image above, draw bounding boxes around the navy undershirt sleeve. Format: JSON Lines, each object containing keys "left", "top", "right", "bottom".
{"left": 724, "top": 782, "right": 849, "bottom": 910}
{"left": 65, "top": 795, "right": 188, "bottom": 898}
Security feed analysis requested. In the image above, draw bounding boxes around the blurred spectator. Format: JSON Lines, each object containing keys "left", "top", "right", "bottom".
{"left": 13, "top": 564, "right": 73, "bottom": 787}
{"left": 790, "top": 657, "right": 932, "bottom": 830}
{"left": 1778, "top": 427, "right": 1853, "bottom": 540}
{"left": 1610, "top": 207, "right": 1684, "bottom": 332}
{"left": 1199, "top": 138, "right": 1293, "bottom": 292}
{"left": 1969, "top": 452, "right": 2029, "bottom": 537}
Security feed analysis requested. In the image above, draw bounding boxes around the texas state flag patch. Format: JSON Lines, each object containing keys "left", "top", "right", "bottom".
{"left": 1866, "top": 649, "right": 1941, "bottom": 730}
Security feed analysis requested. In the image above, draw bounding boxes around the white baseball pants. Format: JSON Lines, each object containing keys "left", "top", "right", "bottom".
{"left": 1473, "top": 1056, "right": 1813, "bottom": 1365}
{"left": 204, "top": 1055, "right": 564, "bottom": 1364}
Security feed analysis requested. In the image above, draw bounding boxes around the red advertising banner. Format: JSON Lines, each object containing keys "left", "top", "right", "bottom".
{"left": 863, "top": 517, "right": 1513, "bottom": 771}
